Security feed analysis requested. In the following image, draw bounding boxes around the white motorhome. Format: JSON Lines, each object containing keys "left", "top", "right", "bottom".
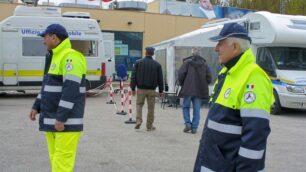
{"left": 0, "top": 5, "right": 115, "bottom": 92}
{"left": 152, "top": 11, "right": 306, "bottom": 114}
{"left": 246, "top": 11, "right": 306, "bottom": 114}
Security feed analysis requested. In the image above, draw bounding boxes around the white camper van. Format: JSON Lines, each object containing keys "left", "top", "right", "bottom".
{"left": 245, "top": 12, "right": 306, "bottom": 114}
{"left": 0, "top": 5, "right": 115, "bottom": 92}
{"left": 152, "top": 11, "right": 306, "bottom": 114}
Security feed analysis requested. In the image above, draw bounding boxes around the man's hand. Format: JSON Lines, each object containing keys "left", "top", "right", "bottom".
{"left": 55, "top": 120, "right": 65, "bottom": 131}
{"left": 132, "top": 90, "right": 136, "bottom": 96}
{"left": 29, "top": 109, "right": 38, "bottom": 121}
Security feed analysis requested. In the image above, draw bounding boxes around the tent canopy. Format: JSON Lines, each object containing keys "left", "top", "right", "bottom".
{"left": 152, "top": 25, "right": 222, "bottom": 50}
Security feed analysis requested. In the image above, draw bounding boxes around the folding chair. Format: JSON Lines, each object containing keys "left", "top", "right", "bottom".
{"left": 161, "top": 84, "right": 181, "bottom": 109}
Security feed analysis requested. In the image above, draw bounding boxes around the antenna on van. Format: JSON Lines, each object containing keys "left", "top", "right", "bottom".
{"left": 21, "top": 0, "right": 39, "bottom": 6}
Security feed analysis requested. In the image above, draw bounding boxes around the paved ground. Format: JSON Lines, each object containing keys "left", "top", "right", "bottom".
{"left": 0, "top": 91, "right": 306, "bottom": 172}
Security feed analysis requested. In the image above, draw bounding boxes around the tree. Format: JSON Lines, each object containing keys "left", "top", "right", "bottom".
{"left": 191, "top": 0, "right": 306, "bottom": 14}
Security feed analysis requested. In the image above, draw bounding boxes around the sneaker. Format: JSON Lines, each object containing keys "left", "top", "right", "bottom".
{"left": 147, "top": 126, "right": 156, "bottom": 131}
{"left": 183, "top": 125, "right": 191, "bottom": 133}
{"left": 191, "top": 129, "right": 197, "bottom": 134}
{"left": 135, "top": 123, "right": 141, "bottom": 129}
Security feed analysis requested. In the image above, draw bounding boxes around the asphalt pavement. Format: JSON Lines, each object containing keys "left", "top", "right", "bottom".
{"left": 0, "top": 91, "right": 306, "bottom": 172}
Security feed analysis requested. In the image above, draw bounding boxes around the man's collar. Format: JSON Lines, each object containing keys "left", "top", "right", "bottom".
{"left": 52, "top": 38, "right": 71, "bottom": 54}
{"left": 224, "top": 53, "right": 243, "bottom": 70}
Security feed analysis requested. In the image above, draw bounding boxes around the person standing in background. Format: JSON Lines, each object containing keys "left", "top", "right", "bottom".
{"left": 178, "top": 48, "right": 212, "bottom": 134}
{"left": 130, "top": 47, "right": 164, "bottom": 131}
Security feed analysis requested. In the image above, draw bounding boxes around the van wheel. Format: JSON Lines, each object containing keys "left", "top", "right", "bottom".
{"left": 271, "top": 90, "right": 281, "bottom": 115}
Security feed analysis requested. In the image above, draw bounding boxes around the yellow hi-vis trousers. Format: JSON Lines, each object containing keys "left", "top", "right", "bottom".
{"left": 46, "top": 132, "right": 81, "bottom": 172}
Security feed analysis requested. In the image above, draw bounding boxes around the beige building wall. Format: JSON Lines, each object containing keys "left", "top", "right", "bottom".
{"left": 146, "top": 0, "right": 160, "bottom": 13}
{"left": 0, "top": 2, "right": 208, "bottom": 55}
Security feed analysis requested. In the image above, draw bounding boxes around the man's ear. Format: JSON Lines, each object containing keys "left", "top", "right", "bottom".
{"left": 52, "top": 34, "right": 57, "bottom": 40}
{"left": 52, "top": 35, "right": 60, "bottom": 43}
{"left": 233, "top": 42, "right": 241, "bottom": 55}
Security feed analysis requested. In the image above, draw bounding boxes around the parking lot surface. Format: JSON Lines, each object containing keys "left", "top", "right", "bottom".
{"left": 0, "top": 91, "right": 306, "bottom": 172}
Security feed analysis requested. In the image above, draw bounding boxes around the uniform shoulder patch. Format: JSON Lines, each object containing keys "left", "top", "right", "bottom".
{"left": 246, "top": 84, "right": 255, "bottom": 89}
{"left": 50, "top": 63, "right": 56, "bottom": 71}
{"left": 244, "top": 91, "right": 256, "bottom": 104}
{"left": 65, "top": 63, "right": 73, "bottom": 71}
{"left": 66, "top": 59, "right": 73, "bottom": 63}
{"left": 224, "top": 88, "right": 231, "bottom": 99}
{"left": 65, "top": 58, "right": 73, "bottom": 71}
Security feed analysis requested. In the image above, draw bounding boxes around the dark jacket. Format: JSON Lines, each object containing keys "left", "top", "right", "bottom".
{"left": 178, "top": 55, "right": 212, "bottom": 99}
{"left": 193, "top": 49, "right": 273, "bottom": 172}
{"left": 32, "top": 38, "right": 86, "bottom": 132}
{"left": 130, "top": 56, "right": 164, "bottom": 93}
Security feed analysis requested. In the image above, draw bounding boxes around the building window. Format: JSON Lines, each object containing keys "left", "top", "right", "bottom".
{"left": 104, "top": 31, "right": 143, "bottom": 71}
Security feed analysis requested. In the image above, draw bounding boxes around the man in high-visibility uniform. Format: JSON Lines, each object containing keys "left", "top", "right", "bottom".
{"left": 193, "top": 23, "right": 274, "bottom": 172}
{"left": 29, "top": 24, "right": 87, "bottom": 172}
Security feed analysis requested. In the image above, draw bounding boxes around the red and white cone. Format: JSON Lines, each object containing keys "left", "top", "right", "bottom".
{"left": 106, "top": 76, "right": 115, "bottom": 104}
{"left": 116, "top": 79, "right": 127, "bottom": 115}
{"left": 125, "top": 87, "right": 136, "bottom": 124}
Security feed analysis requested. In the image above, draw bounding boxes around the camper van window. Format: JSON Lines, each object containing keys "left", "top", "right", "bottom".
{"left": 257, "top": 47, "right": 276, "bottom": 76}
{"left": 22, "top": 37, "right": 47, "bottom": 56}
{"left": 268, "top": 47, "right": 306, "bottom": 70}
{"left": 70, "top": 40, "right": 98, "bottom": 57}
{"left": 250, "top": 22, "right": 260, "bottom": 31}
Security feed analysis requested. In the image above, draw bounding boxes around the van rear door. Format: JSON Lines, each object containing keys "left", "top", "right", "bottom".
{"left": 1, "top": 28, "right": 20, "bottom": 86}
{"left": 3, "top": 64, "right": 18, "bottom": 85}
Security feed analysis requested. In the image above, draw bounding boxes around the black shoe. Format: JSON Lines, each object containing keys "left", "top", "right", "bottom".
{"left": 183, "top": 126, "right": 191, "bottom": 133}
{"left": 191, "top": 129, "right": 197, "bottom": 134}
{"left": 135, "top": 123, "right": 141, "bottom": 129}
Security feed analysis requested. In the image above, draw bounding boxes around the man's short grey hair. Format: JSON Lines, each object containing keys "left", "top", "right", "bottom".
{"left": 191, "top": 47, "right": 201, "bottom": 55}
{"left": 226, "top": 37, "right": 251, "bottom": 53}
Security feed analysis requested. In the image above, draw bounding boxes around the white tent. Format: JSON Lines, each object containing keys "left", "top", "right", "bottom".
{"left": 151, "top": 25, "right": 222, "bottom": 92}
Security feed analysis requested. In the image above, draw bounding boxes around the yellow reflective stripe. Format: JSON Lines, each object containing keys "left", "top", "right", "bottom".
{"left": 18, "top": 70, "right": 43, "bottom": 77}
{"left": 0, "top": 70, "right": 98, "bottom": 77}
{"left": 1, "top": 70, "right": 16, "bottom": 76}
{"left": 0, "top": 70, "right": 43, "bottom": 77}
{"left": 86, "top": 70, "right": 101, "bottom": 76}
